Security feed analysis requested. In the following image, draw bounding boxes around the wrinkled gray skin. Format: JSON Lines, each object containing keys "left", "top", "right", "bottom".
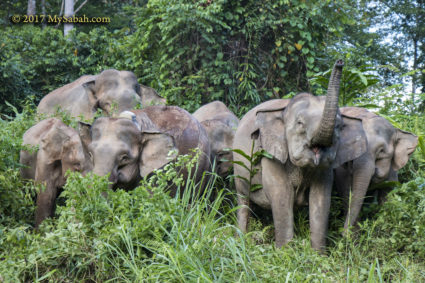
{"left": 335, "top": 107, "right": 418, "bottom": 233}
{"left": 20, "top": 118, "right": 92, "bottom": 228}
{"left": 193, "top": 101, "right": 239, "bottom": 176}
{"left": 80, "top": 106, "right": 210, "bottom": 196}
{"left": 233, "top": 60, "right": 367, "bottom": 251}
{"left": 37, "top": 69, "right": 166, "bottom": 120}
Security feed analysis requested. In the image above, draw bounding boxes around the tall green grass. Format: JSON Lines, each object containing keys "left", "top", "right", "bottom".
{"left": 0, "top": 108, "right": 424, "bottom": 282}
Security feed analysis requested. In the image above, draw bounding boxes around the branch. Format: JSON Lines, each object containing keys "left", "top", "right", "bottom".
{"left": 59, "top": 0, "right": 64, "bottom": 16}
{"left": 75, "top": 0, "right": 89, "bottom": 15}
{"left": 56, "top": 0, "right": 65, "bottom": 28}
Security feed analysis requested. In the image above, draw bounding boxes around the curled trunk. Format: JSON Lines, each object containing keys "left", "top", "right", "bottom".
{"left": 311, "top": 59, "right": 344, "bottom": 147}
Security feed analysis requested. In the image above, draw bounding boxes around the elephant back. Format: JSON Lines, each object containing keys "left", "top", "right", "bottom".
{"left": 340, "top": 107, "right": 378, "bottom": 121}
{"left": 193, "top": 101, "right": 232, "bottom": 121}
{"left": 135, "top": 106, "right": 211, "bottom": 193}
{"left": 134, "top": 106, "right": 210, "bottom": 163}
{"left": 47, "top": 75, "right": 97, "bottom": 97}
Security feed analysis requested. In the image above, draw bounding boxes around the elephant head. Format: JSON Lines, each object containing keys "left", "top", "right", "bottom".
{"left": 193, "top": 101, "right": 239, "bottom": 177}
{"left": 79, "top": 113, "right": 177, "bottom": 190}
{"left": 201, "top": 119, "right": 236, "bottom": 176}
{"left": 253, "top": 60, "right": 360, "bottom": 170}
{"left": 82, "top": 69, "right": 142, "bottom": 116}
{"left": 335, "top": 107, "right": 418, "bottom": 232}
{"left": 372, "top": 120, "right": 418, "bottom": 182}
{"left": 40, "top": 121, "right": 92, "bottom": 180}
{"left": 20, "top": 118, "right": 92, "bottom": 227}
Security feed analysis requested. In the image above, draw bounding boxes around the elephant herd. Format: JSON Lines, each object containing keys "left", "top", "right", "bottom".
{"left": 20, "top": 61, "right": 418, "bottom": 252}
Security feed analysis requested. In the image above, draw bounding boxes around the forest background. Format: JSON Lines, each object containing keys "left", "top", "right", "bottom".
{"left": 0, "top": 0, "right": 424, "bottom": 281}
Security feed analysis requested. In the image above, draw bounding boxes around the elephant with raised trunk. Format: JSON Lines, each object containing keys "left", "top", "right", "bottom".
{"left": 79, "top": 106, "right": 211, "bottom": 195}
{"left": 20, "top": 118, "right": 92, "bottom": 227}
{"left": 193, "top": 101, "right": 239, "bottom": 177}
{"left": 37, "top": 69, "right": 166, "bottom": 120}
{"left": 233, "top": 60, "right": 367, "bottom": 251}
{"left": 335, "top": 107, "right": 418, "bottom": 233}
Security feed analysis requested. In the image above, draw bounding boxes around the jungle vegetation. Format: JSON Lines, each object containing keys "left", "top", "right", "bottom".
{"left": 0, "top": 0, "right": 424, "bottom": 281}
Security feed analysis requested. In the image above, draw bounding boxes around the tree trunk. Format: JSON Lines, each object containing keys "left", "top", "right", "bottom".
{"left": 412, "top": 36, "right": 418, "bottom": 111}
{"left": 64, "top": 0, "right": 74, "bottom": 36}
{"left": 41, "top": 0, "right": 46, "bottom": 28}
{"left": 27, "top": 0, "right": 36, "bottom": 16}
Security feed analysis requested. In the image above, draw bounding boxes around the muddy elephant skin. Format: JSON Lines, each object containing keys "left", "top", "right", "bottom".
{"left": 80, "top": 105, "right": 211, "bottom": 196}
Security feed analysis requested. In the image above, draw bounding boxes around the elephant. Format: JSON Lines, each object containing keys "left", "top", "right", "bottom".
{"left": 37, "top": 69, "right": 166, "bottom": 120}
{"left": 79, "top": 105, "right": 211, "bottom": 196}
{"left": 193, "top": 101, "right": 239, "bottom": 176}
{"left": 233, "top": 60, "right": 368, "bottom": 251}
{"left": 335, "top": 107, "right": 418, "bottom": 233}
{"left": 20, "top": 118, "right": 92, "bottom": 227}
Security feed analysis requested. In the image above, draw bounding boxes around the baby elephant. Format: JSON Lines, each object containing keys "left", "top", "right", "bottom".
{"left": 20, "top": 118, "right": 92, "bottom": 227}
{"left": 335, "top": 107, "right": 418, "bottom": 233}
{"left": 193, "top": 101, "right": 239, "bottom": 177}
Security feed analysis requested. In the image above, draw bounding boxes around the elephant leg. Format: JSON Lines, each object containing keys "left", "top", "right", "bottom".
{"left": 309, "top": 169, "right": 333, "bottom": 252}
{"left": 35, "top": 182, "right": 58, "bottom": 228}
{"left": 344, "top": 156, "right": 374, "bottom": 232}
{"left": 334, "top": 164, "right": 352, "bottom": 212}
{"left": 234, "top": 159, "right": 252, "bottom": 233}
{"left": 262, "top": 158, "right": 294, "bottom": 248}
{"left": 34, "top": 162, "right": 61, "bottom": 228}
{"left": 378, "top": 168, "right": 398, "bottom": 204}
{"left": 236, "top": 188, "right": 250, "bottom": 233}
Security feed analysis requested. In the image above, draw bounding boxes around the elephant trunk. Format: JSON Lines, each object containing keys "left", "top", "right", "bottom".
{"left": 93, "top": 163, "right": 118, "bottom": 187}
{"left": 311, "top": 59, "right": 344, "bottom": 147}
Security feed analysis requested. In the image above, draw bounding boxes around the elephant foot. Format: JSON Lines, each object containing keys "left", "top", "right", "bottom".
{"left": 275, "top": 236, "right": 292, "bottom": 249}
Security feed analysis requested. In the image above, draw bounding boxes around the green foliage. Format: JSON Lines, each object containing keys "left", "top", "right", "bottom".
{"left": 1, "top": 1, "right": 425, "bottom": 281}
{"left": 0, "top": 110, "right": 424, "bottom": 281}
{"left": 122, "top": 0, "right": 352, "bottom": 114}
{"left": 365, "top": 177, "right": 425, "bottom": 259}
{"left": 310, "top": 58, "right": 380, "bottom": 106}
{"left": 230, "top": 139, "right": 272, "bottom": 192}
{"left": 0, "top": 103, "right": 37, "bottom": 227}
{"left": 0, "top": 25, "right": 124, "bottom": 114}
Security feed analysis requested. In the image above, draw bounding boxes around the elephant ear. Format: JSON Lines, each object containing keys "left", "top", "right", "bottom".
{"left": 40, "top": 124, "right": 71, "bottom": 165}
{"left": 333, "top": 115, "right": 367, "bottom": 168}
{"left": 139, "top": 130, "right": 178, "bottom": 177}
{"left": 78, "top": 121, "right": 92, "bottom": 148}
{"left": 82, "top": 80, "right": 99, "bottom": 109}
{"left": 392, "top": 129, "right": 418, "bottom": 170}
{"left": 252, "top": 108, "right": 287, "bottom": 164}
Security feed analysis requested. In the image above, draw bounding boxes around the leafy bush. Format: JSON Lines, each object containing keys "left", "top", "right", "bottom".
{"left": 0, "top": 25, "right": 125, "bottom": 115}
{"left": 122, "top": 0, "right": 352, "bottom": 114}
{"left": 367, "top": 176, "right": 425, "bottom": 259}
{"left": 0, "top": 112, "right": 424, "bottom": 281}
{"left": 0, "top": 102, "right": 37, "bottom": 227}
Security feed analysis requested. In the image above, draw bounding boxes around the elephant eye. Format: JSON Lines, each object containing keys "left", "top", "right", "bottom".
{"left": 119, "top": 154, "right": 130, "bottom": 164}
{"left": 88, "top": 152, "right": 94, "bottom": 162}
{"left": 376, "top": 147, "right": 386, "bottom": 159}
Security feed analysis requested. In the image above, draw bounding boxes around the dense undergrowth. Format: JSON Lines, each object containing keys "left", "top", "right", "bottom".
{"left": 0, "top": 103, "right": 424, "bottom": 282}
